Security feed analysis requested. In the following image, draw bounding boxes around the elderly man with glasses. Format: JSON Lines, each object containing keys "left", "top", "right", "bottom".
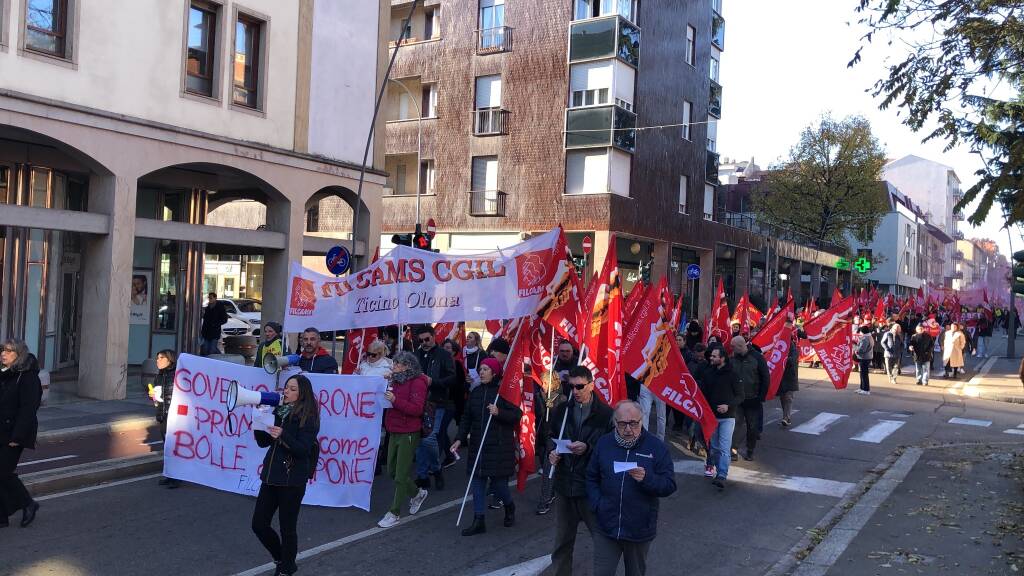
{"left": 585, "top": 400, "right": 676, "bottom": 576}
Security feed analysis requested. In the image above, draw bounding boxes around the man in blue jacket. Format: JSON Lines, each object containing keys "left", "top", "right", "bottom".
{"left": 586, "top": 400, "right": 676, "bottom": 576}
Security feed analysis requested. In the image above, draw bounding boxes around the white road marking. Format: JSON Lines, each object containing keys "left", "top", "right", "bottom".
{"left": 1004, "top": 429, "right": 1024, "bottom": 436}
{"left": 674, "top": 460, "right": 855, "bottom": 498}
{"left": 947, "top": 417, "right": 992, "bottom": 427}
{"left": 962, "top": 356, "right": 998, "bottom": 397}
{"left": 36, "top": 473, "right": 162, "bottom": 501}
{"left": 850, "top": 420, "right": 906, "bottom": 444}
{"left": 1017, "top": 423, "right": 1024, "bottom": 429}
{"left": 20, "top": 454, "right": 78, "bottom": 467}
{"left": 475, "top": 555, "right": 552, "bottom": 576}
{"left": 791, "top": 412, "right": 846, "bottom": 435}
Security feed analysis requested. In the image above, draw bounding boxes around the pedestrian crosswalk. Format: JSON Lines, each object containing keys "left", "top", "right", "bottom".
{"left": 791, "top": 412, "right": 846, "bottom": 435}
{"left": 777, "top": 411, "right": 1024, "bottom": 445}
{"left": 1004, "top": 424, "right": 1024, "bottom": 436}
{"left": 850, "top": 420, "right": 906, "bottom": 443}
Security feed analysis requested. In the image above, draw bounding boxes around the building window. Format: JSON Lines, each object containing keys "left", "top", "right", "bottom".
{"left": 566, "top": 149, "right": 610, "bottom": 195}
{"left": 685, "top": 25, "right": 696, "bottom": 66}
{"left": 424, "top": 8, "right": 439, "bottom": 39}
{"left": 421, "top": 83, "right": 438, "bottom": 117}
{"left": 703, "top": 184, "right": 714, "bottom": 220}
{"left": 615, "top": 98, "right": 633, "bottom": 112}
{"left": 681, "top": 100, "right": 693, "bottom": 140}
{"left": 710, "top": 55, "right": 719, "bottom": 81}
{"left": 185, "top": 2, "right": 219, "bottom": 97}
{"left": 471, "top": 156, "right": 499, "bottom": 192}
{"left": 25, "top": 0, "right": 68, "bottom": 57}
{"left": 571, "top": 88, "right": 610, "bottom": 108}
{"left": 475, "top": 75, "right": 502, "bottom": 110}
{"left": 707, "top": 137, "right": 716, "bottom": 152}
{"left": 232, "top": 13, "right": 264, "bottom": 109}
{"left": 903, "top": 252, "right": 911, "bottom": 275}
{"left": 575, "top": 0, "right": 637, "bottom": 22}
{"left": 419, "top": 160, "right": 435, "bottom": 195}
{"left": 679, "top": 175, "right": 688, "bottom": 214}
{"left": 478, "top": 0, "right": 505, "bottom": 49}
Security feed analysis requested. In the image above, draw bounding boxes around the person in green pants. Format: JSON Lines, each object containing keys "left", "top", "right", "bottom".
{"left": 378, "top": 351, "right": 430, "bottom": 528}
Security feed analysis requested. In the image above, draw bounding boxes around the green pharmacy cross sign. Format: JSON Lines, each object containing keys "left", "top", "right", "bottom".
{"left": 836, "top": 257, "right": 851, "bottom": 271}
{"left": 853, "top": 257, "right": 872, "bottom": 274}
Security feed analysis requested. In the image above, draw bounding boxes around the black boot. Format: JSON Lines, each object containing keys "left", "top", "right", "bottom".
{"left": 433, "top": 470, "right": 445, "bottom": 490}
{"left": 415, "top": 476, "right": 430, "bottom": 490}
{"left": 503, "top": 502, "right": 516, "bottom": 528}
{"left": 20, "top": 501, "right": 39, "bottom": 527}
{"left": 461, "top": 515, "right": 486, "bottom": 536}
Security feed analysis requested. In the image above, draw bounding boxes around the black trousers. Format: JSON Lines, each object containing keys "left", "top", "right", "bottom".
{"left": 0, "top": 444, "right": 32, "bottom": 517}
{"left": 252, "top": 483, "right": 306, "bottom": 573}
{"left": 733, "top": 400, "right": 763, "bottom": 453}
{"left": 549, "top": 495, "right": 598, "bottom": 576}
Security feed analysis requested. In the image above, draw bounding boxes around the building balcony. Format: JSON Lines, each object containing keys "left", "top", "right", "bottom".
{"left": 473, "top": 108, "right": 509, "bottom": 136}
{"left": 476, "top": 26, "right": 514, "bottom": 55}
{"left": 469, "top": 190, "right": 507, "bottom": 217}
{"left": 954, "top": 211, "right": 965, "bottom": 221}
{"left": 568, "top": 15, "right": 640, "bottom": 68}
{"left": 384, "top": 117, "right": 436, "bottom": 156}
{"left": 565, "top": 105, "right": 636, "bottom": 153}
{"left": 709, "top": 80, "right": 722, "bottom": 119}
{"left": 712, "top": 11, "right": 725, "bottom": 51}
{"left": 706, "top": 150, "right": 720, "bottom": 183}
{"left": 953, "top": 230, "right": 965, "bottom": 240}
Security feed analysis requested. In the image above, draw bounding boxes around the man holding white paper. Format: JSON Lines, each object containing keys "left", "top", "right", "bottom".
{"left": 544, "top": 366, "right": 613, "bottom": 576}
{"left": 586, "top": 401, "right": 676, "bottom": 576}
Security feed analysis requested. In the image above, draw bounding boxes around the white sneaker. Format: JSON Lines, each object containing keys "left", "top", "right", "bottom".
{"left": 409, "top": 488, "right": 429, "bottom": 515}
{"left": 377, "top": 512, "right": 400, "bottom": 528}
{"left": 856, "top": 389, "right": 870, "bottom": 395}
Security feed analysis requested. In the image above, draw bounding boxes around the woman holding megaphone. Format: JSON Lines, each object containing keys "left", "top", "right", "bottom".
{"left": 251, "top": 374, "right": 320, "bottom": 576}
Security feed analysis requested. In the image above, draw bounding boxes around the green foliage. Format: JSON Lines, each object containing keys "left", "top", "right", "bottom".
{"left": 752, "top": 114, "right": 889, "bottom": 249}
{"left": 851, "top": 0, "right": 1024, "bottom": 227}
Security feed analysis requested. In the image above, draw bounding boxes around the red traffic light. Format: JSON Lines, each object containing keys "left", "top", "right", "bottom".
{"left": 415, "top": 234, "right": 431, "bottom": 249}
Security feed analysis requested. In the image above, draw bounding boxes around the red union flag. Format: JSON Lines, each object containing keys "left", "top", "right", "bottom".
{"left": 731, "top": 291, "right": 763, "bottom": 331}
{"left": 288, "top": 276, "right": 316, "bottom": 316}
{"left": 706, "top": 278, "right": 731, "bottom": 348}
{"left": 495, "top": 320, "right": 536, "bottom": 493}
{"left": 752, "top": 301, "right": 795, "bottom": 400}
{"left": 536, "top": 229, "right": 586, "bottom": 347}
{"left": 798, "top": 338, "right": 818, "bottom": 364}
{"left": 581, "top": 236, "right": 626, "bottom": 406}
{"left": 341, "top": 327, "right": 379, "bottom": 375}
{"left": 646, "top": 345, "right": 718, "bottom": 446}
{"left": 804, "top": 296, "right": 855, "bottom": 390}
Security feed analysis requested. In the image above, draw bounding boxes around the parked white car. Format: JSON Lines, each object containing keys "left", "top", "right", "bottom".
{"left": 219, "top": 299, "right": 262, "bottom": 335}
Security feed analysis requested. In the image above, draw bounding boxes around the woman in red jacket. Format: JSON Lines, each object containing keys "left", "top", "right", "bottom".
{"left": 378, "top": 351, "right": 429, "bottom": 528}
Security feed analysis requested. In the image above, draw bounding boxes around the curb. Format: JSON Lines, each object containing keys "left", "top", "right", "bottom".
{"left": 975, "top": 393, "right": 1024, "bottom": 405}
{"left": 37, "top": 416, "right": 156, "bottom": 443}
{"left": 24, "top": 453, "right": 163, "bottom": 496}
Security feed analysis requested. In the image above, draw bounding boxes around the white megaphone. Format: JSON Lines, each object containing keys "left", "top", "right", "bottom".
{"left": 225, "top": 380, "right": 281, "bottom": 412}
{"left": 263, "top": 354, "right": 294, "bottom": 375}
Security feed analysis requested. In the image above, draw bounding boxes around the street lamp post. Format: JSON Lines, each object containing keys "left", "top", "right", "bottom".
{"left": 387, "top": 78, "right": 423, "bottom": 228}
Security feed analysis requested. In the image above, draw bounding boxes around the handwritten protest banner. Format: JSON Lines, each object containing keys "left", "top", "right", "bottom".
{"left": 164, "top": 354, "right": 386, "bottom": 510}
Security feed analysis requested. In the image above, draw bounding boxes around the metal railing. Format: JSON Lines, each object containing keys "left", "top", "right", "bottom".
{"left": 469, "top": 190, "right": 507, "bottom": 217}
{"left": 476, "top": 26, "right": 513, "bottom": 54}
{"left": 716, "top": 209, "right": 845, "bottom": 256}
{"left": 473, "top": 108, "right": 509, "bottom": 136}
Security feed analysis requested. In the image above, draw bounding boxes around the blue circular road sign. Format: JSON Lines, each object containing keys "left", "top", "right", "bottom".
{"left": 325, "top": 245, "right": 351, "bottom": 276}
{"left": 686, "top": 264, "right": 701, "bottom": 280}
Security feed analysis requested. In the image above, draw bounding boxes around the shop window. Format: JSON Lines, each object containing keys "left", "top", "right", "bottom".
{"left": 156, "top": 241, "right": 179, "bottom": 332}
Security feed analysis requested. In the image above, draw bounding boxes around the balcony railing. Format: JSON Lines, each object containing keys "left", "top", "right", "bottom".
{"left": 716, "top": 210, "right": 845, "bottom": 256}
{"left": 706, "top": 150, "right": 720, "bottom": 183}
{"left": 565, "top": 104, "right": 637, "bottom": 153}
{"left": 711, "top": 11, "right": 725, "bottom": 50}
{"left": 953, "top": 230, "right": 965, "bottom": 240}
{"left": 473, "top": 108, "right": 509, "bottom": 136}
{"left": 954, "top": 211, "right": 965, "bottom": 221}
{"left": 709, "top": 80, "right": 722, "bottom": 118}
{"left": 469, "top": 190, "right": 507, "bottom": 217}
{"left": 476, "top": 26, "right": 513, "bottom": 55}
{"left": 569, "top": 15, "right": 640, "bottom": 68}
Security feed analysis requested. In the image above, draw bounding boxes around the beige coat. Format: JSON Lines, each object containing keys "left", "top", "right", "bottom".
{"left": 943, "top": 330, "right": 966, "bottom": 368}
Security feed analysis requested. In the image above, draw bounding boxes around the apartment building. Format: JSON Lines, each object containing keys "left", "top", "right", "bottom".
{"left": 0, "top": 0, "right": 388, "bottom": 399}
{"left": 380, "top": 0, "right": 841, "bottom": 316}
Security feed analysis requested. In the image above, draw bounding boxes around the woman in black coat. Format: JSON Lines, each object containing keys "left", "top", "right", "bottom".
{"left": 0, "top": 338, "right": 42, "bottom": 528}
{"left": 148, "top": 349, "right": 180, "bottom": 488}
{"left": 777, "top": 330, "right": 800, "bottom": 427}
{"left": 251, "top": 374, "right": 320, "bottom": 576}
{"left": 450, "top": 357, "right": 522, "bottom": 536}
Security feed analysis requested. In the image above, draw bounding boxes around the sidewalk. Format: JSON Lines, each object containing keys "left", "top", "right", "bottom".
{"left": 956, "top": 333, "right": 1024, "bottom": 404}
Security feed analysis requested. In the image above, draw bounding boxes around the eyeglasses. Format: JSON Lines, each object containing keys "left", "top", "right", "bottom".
{"left": 571, "top": 383, "right": 589, "bottom": 391}
{"left": 615, "top": 420, "right": 642, "bottom": 430}
{"left": 419, "top": 337, "right": 432, "bottom": 343}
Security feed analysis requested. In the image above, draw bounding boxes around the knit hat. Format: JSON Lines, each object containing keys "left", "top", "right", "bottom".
{"left": 488, "top": 337, "right": 511, "bottom": 356}
{"left": 480, "top": 357, "right": 503, "bottom": 378}
{"left": 264, "top": 321, "right": 283, "bottom": 336}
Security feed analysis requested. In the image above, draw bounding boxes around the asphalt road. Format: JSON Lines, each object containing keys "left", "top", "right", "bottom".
{"left": 2, "top": 363, "right": 1022, "bottom": 576}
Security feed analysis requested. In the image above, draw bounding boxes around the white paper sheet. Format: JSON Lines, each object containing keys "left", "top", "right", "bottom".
{"left": 252, "top": 407, "right": 276, "bottom": 432}
{"left": 554, "top": 439, "right": 573, "bottom": 454}
{"left": 613, "top": 461, "right": 638, "bottom": 473}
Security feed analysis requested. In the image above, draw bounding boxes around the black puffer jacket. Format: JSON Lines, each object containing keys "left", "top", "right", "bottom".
{"left": 0, "top": 356, "right": 43, "bottom": 449}
{"left": 154, "top": 366, "right": 175, "bottom": 423}
{"left": 697, "top": 362, "right": 742, "bottom": 420}
{"left": 778, "top": 341, "right": 800, "bottom": 394}
{"left": 547, "top": 395, "right": 613, "bottom": 498}
{"left": 457, "top": 378, "right": 522, "bottom": 478}
{"left": 255, "top": 409, "right": 320, "bottom": 488}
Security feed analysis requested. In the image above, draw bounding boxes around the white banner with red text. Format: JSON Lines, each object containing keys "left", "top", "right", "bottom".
{"left": 164, "top": 354, "right": 386, "bottom": 509}
{"left": 284, "top": 227, "right": 567, "bottom": 331}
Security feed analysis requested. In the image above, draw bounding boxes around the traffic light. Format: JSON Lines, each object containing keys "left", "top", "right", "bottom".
{"left": 1013, "top": 250, "right": 1024, "bottom": 295}
{"left": 391, "top": 233, "right": 412, "bottom": 247}
{"left": 413, "top": 223, "right": 432, "bottom": 251}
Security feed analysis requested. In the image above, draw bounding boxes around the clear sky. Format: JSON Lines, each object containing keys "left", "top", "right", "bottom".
{"left": 717, "top": 0, "right": 1018, "bottom": 258}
